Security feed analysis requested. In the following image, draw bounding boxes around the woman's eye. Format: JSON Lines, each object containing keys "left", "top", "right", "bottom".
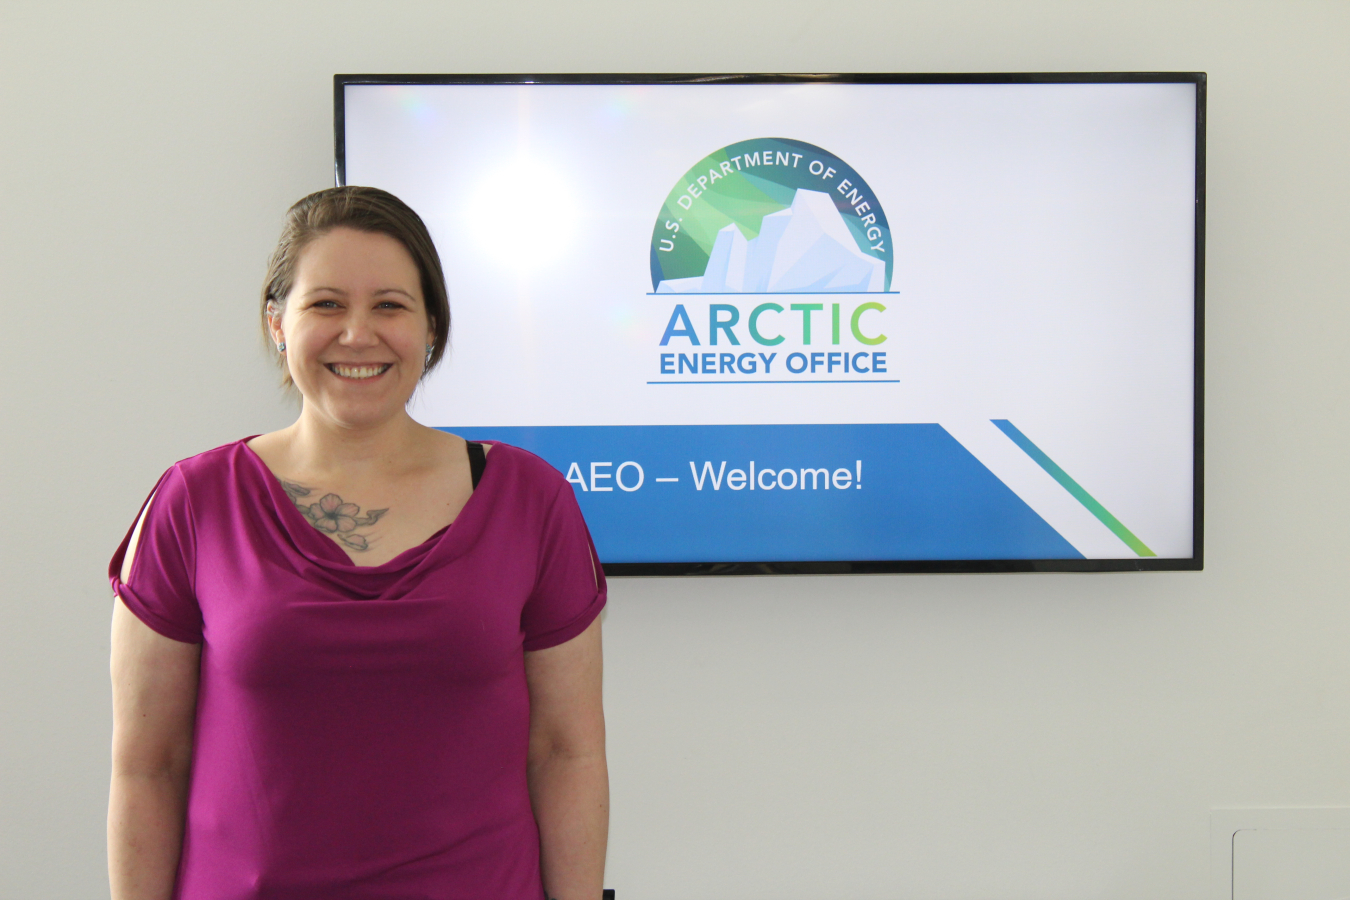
{"left": 312, "top": 299, "right": 339, "bottom": 309}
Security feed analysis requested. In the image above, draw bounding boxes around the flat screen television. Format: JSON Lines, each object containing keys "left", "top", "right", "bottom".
{"left": 335, "top": 73, "right": 1204, "bottom": 574}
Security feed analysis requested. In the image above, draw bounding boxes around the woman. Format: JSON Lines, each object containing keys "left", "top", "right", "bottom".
{"left": 108, "top": 186, "right": 607, "bottom": 900}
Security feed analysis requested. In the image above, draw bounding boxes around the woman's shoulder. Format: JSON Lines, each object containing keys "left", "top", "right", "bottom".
{"left": 170, "top": 437, "right": 258, "bottom": 476}
{"left": 478, "top": 440, "right": 569, "bottom": 493}
{"left": 149, "top": 438, "right": 261, "bottom": 498}
{"left": 112, "top": 439, "right": 257, "bottom": 592}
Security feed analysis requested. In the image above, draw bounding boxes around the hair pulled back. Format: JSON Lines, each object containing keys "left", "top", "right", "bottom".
{"left": 262, "top": 186, "right": 450, "bottom": 384}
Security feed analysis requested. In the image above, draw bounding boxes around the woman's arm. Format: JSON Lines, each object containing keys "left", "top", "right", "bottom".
{"left": 525, "top": 616, "right": 608, "bottom": 900}
{"left": 109, "top": 512, "right": 201, "bottom": 900}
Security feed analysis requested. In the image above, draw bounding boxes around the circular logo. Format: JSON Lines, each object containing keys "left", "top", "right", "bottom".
{"left": 650, "top": 137, "right": 892, "bottom": 294}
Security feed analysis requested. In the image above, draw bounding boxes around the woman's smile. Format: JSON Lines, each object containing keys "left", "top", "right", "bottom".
{"left": 326, "top": 362, "right": 392, "bottom": 380}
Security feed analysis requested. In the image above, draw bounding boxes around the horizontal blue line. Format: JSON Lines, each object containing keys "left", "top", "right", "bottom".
{"left": 647, "top": 379, "right": 900, "bottom": 384}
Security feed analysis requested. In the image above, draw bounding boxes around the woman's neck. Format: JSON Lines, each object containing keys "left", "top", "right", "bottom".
{"left": 279, "top": 407, "right": 434, "bottom": 481}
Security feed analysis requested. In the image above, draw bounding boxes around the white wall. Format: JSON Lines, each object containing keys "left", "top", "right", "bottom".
{"left": 2, "top": 1, "right": 1347, "bottom": 897}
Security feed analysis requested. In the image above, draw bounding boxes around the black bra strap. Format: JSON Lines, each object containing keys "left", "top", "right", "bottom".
{"left": 466, "top": 441, "right": 486, "bottom": 490}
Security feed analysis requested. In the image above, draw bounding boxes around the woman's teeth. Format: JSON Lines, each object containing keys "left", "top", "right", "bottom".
{"left": 328, "top": 364, "right": 391, "bottom": 379}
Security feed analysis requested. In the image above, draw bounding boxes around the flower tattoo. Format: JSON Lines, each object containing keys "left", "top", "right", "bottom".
{"left": 281, "top": 480, "right": 388, "bottom": 552}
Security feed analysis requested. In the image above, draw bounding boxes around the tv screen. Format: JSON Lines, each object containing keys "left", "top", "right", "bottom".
{"left": 336, "top": 73, "right": 1204, "bottom": 574}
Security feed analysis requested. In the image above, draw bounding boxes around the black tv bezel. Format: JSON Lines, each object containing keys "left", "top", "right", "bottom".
{"left": 335, "top": 72, "right": 1205, "bottom": 576}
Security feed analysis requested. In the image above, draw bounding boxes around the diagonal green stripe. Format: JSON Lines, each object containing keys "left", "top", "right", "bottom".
{"left": 992, "top": 419, "right": 1156, "bottom": 557}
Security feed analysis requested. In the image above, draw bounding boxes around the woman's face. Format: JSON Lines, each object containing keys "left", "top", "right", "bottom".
{"left": 271, "top": 227, "right": 434, "bottom": 430}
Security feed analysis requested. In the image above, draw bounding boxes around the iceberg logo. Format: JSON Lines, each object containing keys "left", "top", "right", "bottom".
{"left": 658, "top": 189, "right": 885, "bottom": 293}
{"left": 651, "top": 138, "right": 893, "bottom": 294}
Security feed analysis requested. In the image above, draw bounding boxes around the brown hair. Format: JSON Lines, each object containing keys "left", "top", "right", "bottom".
{"left": 261, "top": 186, "right": 450, "bottom": 384}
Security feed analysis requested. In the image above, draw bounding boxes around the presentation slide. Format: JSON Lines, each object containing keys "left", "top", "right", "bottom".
{"left": 341, "top": 78, "right": 1200, "bottom": 568}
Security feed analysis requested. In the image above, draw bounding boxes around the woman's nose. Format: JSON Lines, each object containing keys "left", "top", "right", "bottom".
{"left": 340, "top": 312, "right": 379, "bottom": 346}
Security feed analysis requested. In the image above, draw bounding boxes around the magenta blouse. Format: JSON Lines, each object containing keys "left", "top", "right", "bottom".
{"left": 109, "top": 438, "right": 606, "bottom": 900}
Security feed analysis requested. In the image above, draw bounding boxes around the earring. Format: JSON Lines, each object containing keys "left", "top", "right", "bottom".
{"left": 424, "top": 344, "right": 434, "bottom": 368}
{"left": 277, "top": 341, "right": 286, "bottom": 353}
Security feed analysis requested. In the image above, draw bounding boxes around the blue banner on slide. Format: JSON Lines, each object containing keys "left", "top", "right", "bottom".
{"left": 444, "top": 424, "right": 1081, "bottom": 563}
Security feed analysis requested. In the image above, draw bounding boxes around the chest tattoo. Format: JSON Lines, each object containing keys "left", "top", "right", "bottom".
{"left": 281, "top": 480, "right": 389, "bottom": 552}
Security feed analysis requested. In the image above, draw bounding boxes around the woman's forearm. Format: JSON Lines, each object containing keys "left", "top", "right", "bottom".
{"left": 109, "top": 599, "right": 198, "bottom": 900}
{"left": 108, "top": 769, "right": 189, "bottom": 900}
{"left": 528, "top": 749, "right": 609, "bottom": 900}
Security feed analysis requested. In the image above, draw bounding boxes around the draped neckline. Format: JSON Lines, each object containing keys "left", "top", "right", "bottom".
{"left": 237, "top": 436, "right": 494, "bottom": 579}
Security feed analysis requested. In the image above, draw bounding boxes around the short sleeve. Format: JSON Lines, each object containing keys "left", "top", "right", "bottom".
{"left": 520, "top": 483, "right": 607, "bottom": 652}
{"left": 108, "top": 465, "right": 203, "bottom": 644}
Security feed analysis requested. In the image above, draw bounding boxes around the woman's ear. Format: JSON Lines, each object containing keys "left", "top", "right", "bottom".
{"left": 266, "top": 300, "right": 285, "bottom": 347}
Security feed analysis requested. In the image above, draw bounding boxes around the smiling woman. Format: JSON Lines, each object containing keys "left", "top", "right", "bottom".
{"left": 267, "top": 226, "right": 433, "bottom": 430}
{"left": 261, "top": 188, "right": 451, "bottom": 385}
{"left": 107, "top": 187, "right": 608, "bottom": 900}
